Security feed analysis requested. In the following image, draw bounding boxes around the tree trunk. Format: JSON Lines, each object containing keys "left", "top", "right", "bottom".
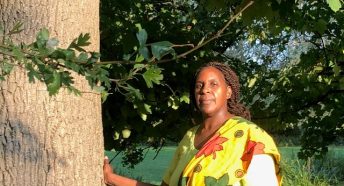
{"left": 0, "top": 1, "right": 104, "bottom": 185}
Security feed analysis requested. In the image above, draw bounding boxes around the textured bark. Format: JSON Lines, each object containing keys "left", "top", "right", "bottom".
{"left": 0, "top": 1, "right": 104, "bottom": 185}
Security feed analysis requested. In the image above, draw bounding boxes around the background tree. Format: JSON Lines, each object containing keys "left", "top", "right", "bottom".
{"left": 99, "top": 0, "right": 344, "bottom": 165}
{"left": 234, "top": 0, "right": 344, "bottom": 158}
{"left": 100, "top": 0, "right": 256, "bottom": 167}
{"left": 0, "top": 0, "right": 104, "bottom": 185}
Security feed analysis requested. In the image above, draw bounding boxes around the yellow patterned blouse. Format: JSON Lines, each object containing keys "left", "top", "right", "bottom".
{"left": 162, "top": 117, "right": 281, "bottom": 186}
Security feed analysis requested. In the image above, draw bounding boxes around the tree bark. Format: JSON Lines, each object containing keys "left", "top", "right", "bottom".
{"left": 0, "top": 0, "right": 104, "bottom": 185}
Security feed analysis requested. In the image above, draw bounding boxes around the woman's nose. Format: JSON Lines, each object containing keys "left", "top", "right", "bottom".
{"left": 200, "top": 84, "right": 210, "bottom": 94}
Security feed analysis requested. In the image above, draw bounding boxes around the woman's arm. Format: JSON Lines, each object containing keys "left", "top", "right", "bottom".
{"left": 246, "top": 154, "right": 278, "bottom": 186}
{"left": 103, "top": 157, "right": 169, "bottom": 186}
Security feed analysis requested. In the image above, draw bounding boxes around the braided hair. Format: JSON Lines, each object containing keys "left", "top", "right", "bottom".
{"left": 191, "top": 61, "right": 251, "bottom": 120}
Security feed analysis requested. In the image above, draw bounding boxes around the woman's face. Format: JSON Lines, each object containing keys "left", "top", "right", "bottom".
{"left": 194, "top": 67, "right": 232, "bottom": 116}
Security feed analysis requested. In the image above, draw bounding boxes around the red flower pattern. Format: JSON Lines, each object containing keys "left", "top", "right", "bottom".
{"left": 196, "top": 133, "right": 228, "bottom": 159}
{"left": 241, "top": 140, "right": 266, "bottom": 161}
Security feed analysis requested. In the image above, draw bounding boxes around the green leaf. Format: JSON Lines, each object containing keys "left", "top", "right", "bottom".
{"left": 339, "top": 77, "right": 344, "bottom": 90}
{"left": 12, "top": 47, "right": 24, "bottom": 61}
{"left": 242, "top": 1, "right": 274, "bottom": 26}
{"left": 333, "top": 63, "right": 340, "bottom": 76}
{"left": 327, "top": 0, "right": 342, "bottom": 12}
{"left": 263, "top": 94, "right": 276, "bottom": 110}
{"left": 87, "top": 55, "right": 97, "bottom": 65}
{"left": 139, "top": 46, "right": 150, "bottom": 60}
{"left": 60, "top": 71, "right": 74, "bottom": 86}
{"left": 180, "top": 92, "right": 190, "bottom": 104}
{"left": 136, "top": 29, "right": 147, "bottom": 47}
{"left": 123, "top": 54, "right": 131, "bottom": 61}
{"left": 35, "top": 28, "right": 49, "bottom": 48}
{"left": 135, "top": 23, "right": 142, "bottom": 31}
{"left": 2, "top": 62, "right": 14, "bottom": 74}
{"left": 142, "top": 66, "right": 163, "bottom": 88}
{"left": 47, "top": 72, "right": 62, "bottom": 96}
{"left": 93, "top": 85, "right": 105, "bottom": 93}
{"left": 124, "top": 84, "right": 143, "bottom": 101}
{"left": 46, "top": 38, "right": 59, "bottom": 49}
{"left": 0, "top": 60, "right": 14, "bottom": 80}
{"left": 63, "top": 59, "right": 80, "bottom": 73}
{"left": 139, "top": 113, "right": 147, "bottom": 121}
{"left": 151, "top": 41, "right": 175, "bottom": 60}
{"left": 135, "top": 54, "right": 145, "bottom": 63}
{"left": 314, "top": 19, "right": 327, "bottom": 34}
{"left": 37, "top": 28, "right": 49, "bottom": 42}
{"left": 133, "top": 102, "right": 152, "bottom": 121}
{"left": 143, "top": 103, "right": 152, "bottom": 114}
{"left": 77, "top": 52, "right": 89, "bottom": 63}
{"left": 26, "top": 64, "right": 39, "bottom": 83}
{"left": 76, "top": 33, "right": 91, "bottom": 46}
{"left": 250, "top": 94, "right": 260, "bottom": 106}
{"left": 66, "top": 86, "right": 81, "bottom": 96}
{"left": 314, "top": 66, "right": 323, "bottom": 72}
{"left": 8, "top": 22, "right": 24, "bottom": 35}
{"left": 202, "top": 0, "right": 226, "bottom": 11}
{"left": 133, "top": 63, "right": 145, "bottom": 69}
{"left": 68, "top": 33, "right": 91, "bottom": 52}
{"left": 168, "top": 96, "right": 180, "bottom": 110}
{"left": 248, "top": 75, "right": 258, "bottom": 88}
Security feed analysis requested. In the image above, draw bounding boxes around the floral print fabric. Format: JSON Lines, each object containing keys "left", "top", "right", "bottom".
{"left": 162, "top": 117, "right": 281, "bottom": 186}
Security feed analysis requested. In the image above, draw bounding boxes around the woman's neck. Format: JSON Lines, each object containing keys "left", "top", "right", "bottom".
{"left": 201, "top": 111, "right": 233, "bottom": 131}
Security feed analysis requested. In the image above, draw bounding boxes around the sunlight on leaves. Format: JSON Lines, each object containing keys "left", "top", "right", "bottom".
{"left": 142, "top": 66, "right": 163, "bottom": 88}
{"left": 327, "top": 0, "right": 342, "bottom": 12}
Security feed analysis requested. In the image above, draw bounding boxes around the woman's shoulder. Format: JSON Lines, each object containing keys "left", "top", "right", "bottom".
{"left": 230, "top": 116, "right": 259, "bottom": 129}
{"left": 178, "top": 125, "right": 199, "bottom": 145}
{"left": 231, "top": 117, "right": 278, "bottom": 146}
{"left": 188, "top": 125, "right": 200, "bottom": 133}
{"left": 229, "top": 116, "right": 270, "bottom": 136}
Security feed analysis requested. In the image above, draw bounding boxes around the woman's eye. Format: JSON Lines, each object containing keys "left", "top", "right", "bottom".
{"left": 195, "top": 84, "right": 203, "bottom": 89}
{"left": 211, "top": 82, "right": 218, "bottom": 87}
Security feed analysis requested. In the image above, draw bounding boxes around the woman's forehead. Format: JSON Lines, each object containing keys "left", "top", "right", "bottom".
{"left": 196, "top": 66, "right": 225, "bottom": 80}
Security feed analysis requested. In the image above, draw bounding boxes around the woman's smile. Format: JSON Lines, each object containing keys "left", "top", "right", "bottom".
{"left": 199, "top": 97, "right": 215, "bottom": 105}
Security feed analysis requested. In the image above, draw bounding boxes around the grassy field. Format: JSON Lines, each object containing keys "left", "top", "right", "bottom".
{"left": 105, "top": 146, "right": 344, "bottom": 185}
{"left": 105, "top": 147, "right": 176, "bottom": 185}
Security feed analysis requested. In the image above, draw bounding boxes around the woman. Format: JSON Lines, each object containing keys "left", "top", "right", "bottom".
{"left": 104, "top": 61, "right": 281, "bottom": 186}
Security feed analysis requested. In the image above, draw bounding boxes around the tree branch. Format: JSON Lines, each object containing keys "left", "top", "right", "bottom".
{"left": 98, "top": 1, "right": 254, "bottom": 65}
{"left": 157, "top": 1, "right": 254, "bottom": 64}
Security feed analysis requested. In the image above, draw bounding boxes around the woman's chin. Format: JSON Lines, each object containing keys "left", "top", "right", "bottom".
{"left": 199, "top": 108, "right": 216, "bottom": 116}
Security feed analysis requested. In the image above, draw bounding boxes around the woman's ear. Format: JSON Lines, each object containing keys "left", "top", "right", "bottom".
{"left": 226, "top": 86, "right": 232, "bottom": 99}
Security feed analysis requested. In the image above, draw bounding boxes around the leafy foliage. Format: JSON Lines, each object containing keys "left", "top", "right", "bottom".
{"left": 100, "top": 0, "right": 256, "bottom": 167}
{"left": 234, "top": 0, "right": 344, "bottom": 159}
{"left": 99, "top": 0, "right": 344, "bottom": 164}
{"left": 0, "top": 25, "right": 110, "bottom": 96}
{"left": 1, "top": 0, "right": 344, "bottom": 167}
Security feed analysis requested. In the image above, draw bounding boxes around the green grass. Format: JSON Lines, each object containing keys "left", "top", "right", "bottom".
{"left": 280, "top": 146, "right": 344, "bottom": 186}
{"left": 105, "top": 146, "right": 176, "bottom": 185}
{"left": 105, "top": 146, "right": 344, "bottom": 185}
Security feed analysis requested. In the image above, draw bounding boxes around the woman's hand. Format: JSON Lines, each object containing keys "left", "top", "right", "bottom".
{"left": 103, "top": 156, "right": 115, "bottom": 186}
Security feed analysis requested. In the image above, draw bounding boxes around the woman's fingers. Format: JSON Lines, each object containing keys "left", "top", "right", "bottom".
{"left": 104, "top": 156, "right": 114, "bottom": 175}
{"left": 103, "top": 156, "right": 114, "bottom": 185}
{"left": 104, "top": 156, "right": 110, "bottom": 164}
